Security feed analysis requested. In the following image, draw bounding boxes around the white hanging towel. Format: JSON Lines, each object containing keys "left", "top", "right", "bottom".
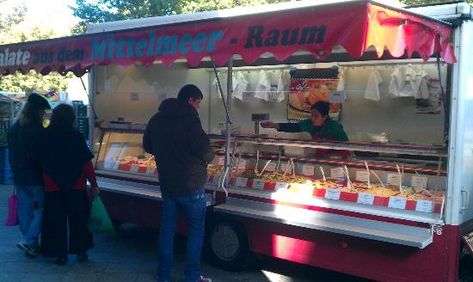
{"left": 364, "top": 70, "right": 383, "bottom": 101}
{"left": 255, "top": 70, "right": 271, "bottom": 101}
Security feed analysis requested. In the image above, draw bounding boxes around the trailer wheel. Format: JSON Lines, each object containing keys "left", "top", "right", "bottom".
{"left": 206, "top": 219, "right": 252, "bottom": 271}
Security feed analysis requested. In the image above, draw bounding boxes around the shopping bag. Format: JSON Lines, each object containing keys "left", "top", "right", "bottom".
{"left": 5, "top": 188, "right": 18, "bottom": 226}
{"left": 88, "top": 195, "right": 114, "bottom": 233}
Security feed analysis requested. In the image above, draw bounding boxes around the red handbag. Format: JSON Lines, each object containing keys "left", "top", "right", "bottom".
{"left": 5, "top": 188, "right": 18, "bottom": 226}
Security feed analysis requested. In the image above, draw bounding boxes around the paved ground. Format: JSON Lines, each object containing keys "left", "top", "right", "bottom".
{"left": 0, "top": 184, "right": 369, "bottom": 282}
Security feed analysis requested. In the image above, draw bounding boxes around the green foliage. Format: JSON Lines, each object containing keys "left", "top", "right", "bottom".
{"left": 72, "top": 0, "right": 290, "bottom": 24}
{"left": 400, "top": 0, "right": 472, "bottom": 5}
{"left": 0, "top": 1, "right": 72, "bottom": 94}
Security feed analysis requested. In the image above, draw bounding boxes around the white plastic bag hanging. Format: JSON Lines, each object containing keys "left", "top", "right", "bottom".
{"left": 364, "top": 70, "right": 383, "bottom": 102}
{"left": 276, "top": 71, "right": 290, "bottom": 102}
{"left": 255, "top": 70, "right": 271, "bottom": 101}
{"left": 233, "top": 72, "right": 249, "bottom": 101}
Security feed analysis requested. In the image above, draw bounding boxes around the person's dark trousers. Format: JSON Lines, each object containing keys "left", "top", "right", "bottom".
{"left": 41, "top": 190, "right": 93, "bottom": 257}
{"left": 157, "top": 188, "right": 207, "bottom": 282}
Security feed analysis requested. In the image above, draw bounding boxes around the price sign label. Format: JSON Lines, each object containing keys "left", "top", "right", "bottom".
{"left": 146, "top": 166, "right": 156, "bottom": 175}
{"left": 266, "top": 163, "right": 277, "bottom": 172}
{"left": 130, "top": 164, "right": 140, "bottom": 173}
{"left": 325, "top": 189, "right": 341, "bottom": 200}
{"left": 357, "top": 192, "right": 374, "bottom": 205}
{"left": 415, "top": 200, "right": 434, "bottom": 213}
{"left": 217, "top": 157, "right": 225, "bottom": 166}
{"left": 236, "top": 177, "right": 249, "bottom": 187}
{"left": 356, "top": 171, "right": 370, "bottom": 183}
{"left": 302, "top": 165, "right": 315, "bottom": 176}
{"left": 252, "top": 179, "right": 265, "bottom": 190}
{"left": 275, "top": 182, "right": 289, "bottom": 191}
{"left": 387, "top": 173, "right": 401, "bottom": 186}
{"left": 237, "top": 160, "right": 247, "bottom": 170}
{"left": 331, "top": 167, "right": 345, "bottom": 179}
{"left": 388, "top": 196, "right": 407, "bottom": 209}
{"left": 411, "top": 176, "right": 428, "bottom": 191}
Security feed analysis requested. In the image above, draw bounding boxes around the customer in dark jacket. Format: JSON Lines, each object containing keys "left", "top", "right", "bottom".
{"left": 143, "top": 84, "right": 214, "bottom": 282}
{"left": 33, "top": 104, "right": 99, "bottom": 265}
{"left": 8, "top": 93, "right": 50, "bottom": 257}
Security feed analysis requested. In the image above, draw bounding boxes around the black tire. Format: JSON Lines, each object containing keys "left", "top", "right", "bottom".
{"left": 205, "top": 218, "right": 254, "bottom": 271}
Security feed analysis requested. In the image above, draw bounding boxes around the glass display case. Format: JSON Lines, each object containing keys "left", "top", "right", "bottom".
{"left": 207, "top": 134, "right": 447, "bottom": 221}
{"left": 95, "top": 128, "right": 157, "bottom": 177}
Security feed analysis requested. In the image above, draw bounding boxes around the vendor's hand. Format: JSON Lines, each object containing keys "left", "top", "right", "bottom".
{"left": 260, "top": 121, "right": 279, "bottom": 129}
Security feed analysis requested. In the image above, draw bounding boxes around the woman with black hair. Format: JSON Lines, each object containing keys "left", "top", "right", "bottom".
{"left": 261, "top": 101, "right": 349, "bottom": 158}
{"left": 33, "top": 104, "right": 99, "bottom": 265}
{"left": 8, "top": 93, "right": 50, "bottom": 257}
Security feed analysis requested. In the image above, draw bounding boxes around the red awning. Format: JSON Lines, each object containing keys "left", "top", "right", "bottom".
{"left": 0, "top": 0, "right": 456, "bottom": 76}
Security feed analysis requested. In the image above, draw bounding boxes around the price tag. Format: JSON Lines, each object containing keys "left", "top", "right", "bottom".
{"left": 356, "top": 171, "right": 370, "bottom": 183}
{"left": 302, "top": 165, "right": 315, "bottom": 176}
{"left": 217, "top": 157, "right": 225, "bottom": 166}
{"left": 331, "top": 167, "right": 345, "bottom": 179}
{"left": 357, "top": 192, "right": 374, "bottom": 205}
{"left": 275, "top": 182, "right": 289, "bottom": 191}
{"left": 388, "top": 196, "right": 407, "bottom": 209}
{"left": 130, "top": 164, "right": 139, "bottom": 173}
{"left": 415, "top": 200, "right": 434, "bottom": 213}
{"left": 387, "top": 173, "right": 401, "bottom": 186}
{"left": 411, "top": 176, "right": 428, "bottom": 191}
{"left": 237, "top": 160, "right": 247, "bottom": 170}
{"left": 325, "top": 189, "right": 341, "bottom": 200}
{"left": 236, "top": 177, "right": 249, "bottom": 187}
{"left": 146, "top": 166, "right": 156, "bottom": 175}
{"left": 252, "top": 179, "right": 265, "bottom": 190}
{"left": 266, "top": 163, "right": 277, "bottom": 172}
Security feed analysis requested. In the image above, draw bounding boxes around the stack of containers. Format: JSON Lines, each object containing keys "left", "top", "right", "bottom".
{"left": 0, "top": 146, "right": 13, "bottom": 185}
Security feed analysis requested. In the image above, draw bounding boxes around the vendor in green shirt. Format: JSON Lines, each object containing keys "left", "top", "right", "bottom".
{"left": 261, "top": 101, "right": 349, "bottom": 158}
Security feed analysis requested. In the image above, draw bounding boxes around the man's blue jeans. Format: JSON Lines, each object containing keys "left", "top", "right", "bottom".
{"left": 16, "top": 185, "right": 44, "bottom": 246}
{"left": 157, "top": 189, "right": 206, "bottom": 282}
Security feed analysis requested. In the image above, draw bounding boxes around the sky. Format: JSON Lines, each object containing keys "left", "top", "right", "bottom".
{"left": 5, "top": 0, "right": 79, "bottom": 36}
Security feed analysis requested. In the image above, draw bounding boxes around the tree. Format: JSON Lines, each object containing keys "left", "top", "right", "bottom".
{"left": 400, "top": 0, "right": 472, "bottom": 5}
{"left": 0, "top": 0, "right": 72, "bottom": 94}
{"left": 71, "top": 0, "right": 290, "bottom": 24}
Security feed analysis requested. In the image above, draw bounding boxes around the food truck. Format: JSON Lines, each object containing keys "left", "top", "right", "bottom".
{"left": 0, "top": 1, "right": 472, "bottom": 281}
